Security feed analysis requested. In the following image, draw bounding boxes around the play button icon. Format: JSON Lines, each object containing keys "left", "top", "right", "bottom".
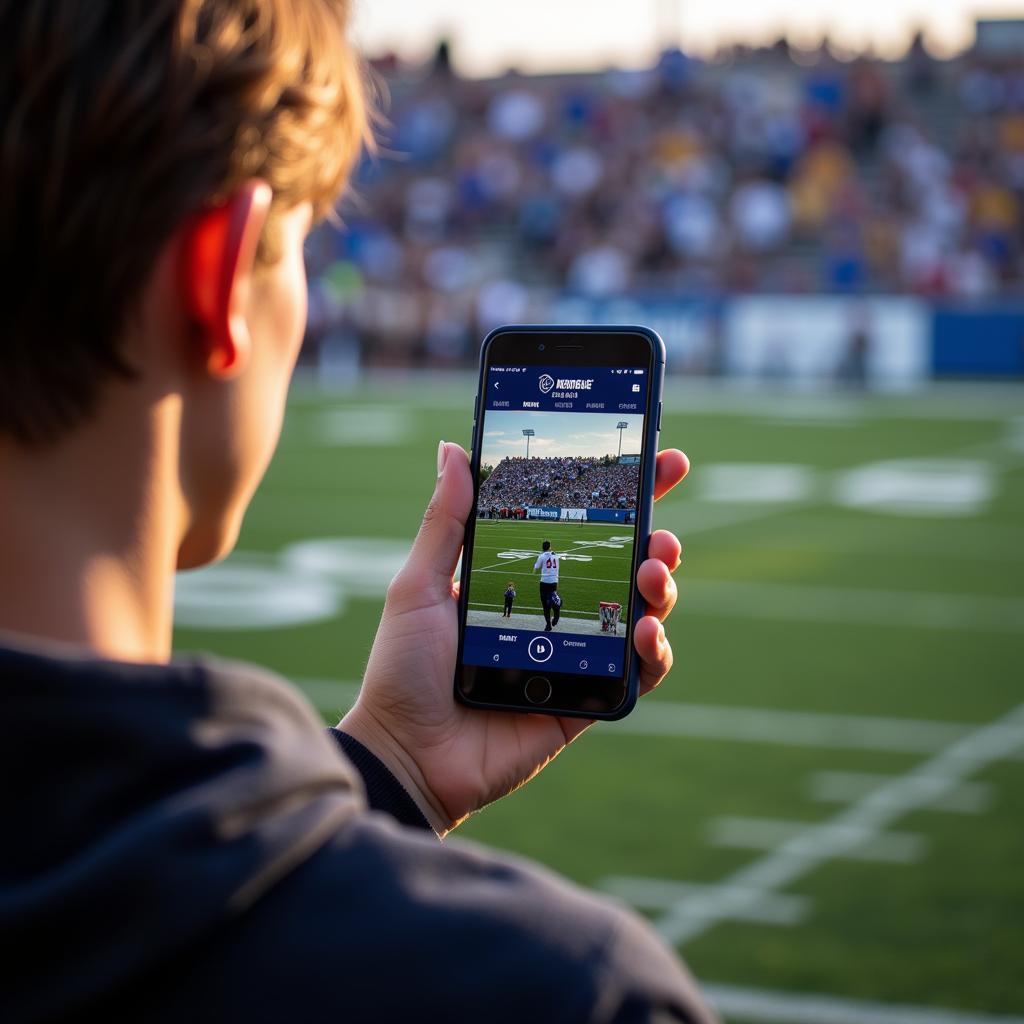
{"left": 527, "top": 635, "right": 554, "bottom": 663}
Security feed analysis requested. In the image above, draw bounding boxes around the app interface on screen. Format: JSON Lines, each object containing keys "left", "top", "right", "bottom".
{"left": 463, "top": 364, "right": 648, "bottom": 677}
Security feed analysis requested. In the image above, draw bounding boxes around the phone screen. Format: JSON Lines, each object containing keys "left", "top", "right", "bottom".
{"left": 461, "top": 361, "right": 650, "bottom": 682}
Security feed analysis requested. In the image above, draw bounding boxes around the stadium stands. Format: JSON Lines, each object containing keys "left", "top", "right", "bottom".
{"left": 479, "top": 456, "right": 639, "bottom": 509}
{"left": 303, "top": 35, "right": 1024, "bottom": 368}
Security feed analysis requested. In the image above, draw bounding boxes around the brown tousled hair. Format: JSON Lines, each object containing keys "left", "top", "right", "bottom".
{"left": 0, "top": 0, "right": 373, "bottom": 443}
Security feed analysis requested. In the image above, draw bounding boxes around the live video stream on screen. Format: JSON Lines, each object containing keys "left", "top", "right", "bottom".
{"left": 463, "top": 365, "right": 649, "bottom": 678}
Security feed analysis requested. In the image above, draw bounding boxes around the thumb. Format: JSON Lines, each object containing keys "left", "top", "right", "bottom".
{"left": 396, "top": 441, "right": 473, "bottom": 601}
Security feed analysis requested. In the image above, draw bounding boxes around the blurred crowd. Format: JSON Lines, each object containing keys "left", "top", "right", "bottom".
{"left": 304, "top": 33, "right": 1024, "bottom": 367}
{"left": 479, "top": 456, "right": 639, "bottom": 510}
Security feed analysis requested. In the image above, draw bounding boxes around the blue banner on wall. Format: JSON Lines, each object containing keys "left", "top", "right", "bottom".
{"left": 933, "top": 307, "right": 1024, "bottom": 377}
{"left": 586, "top": 508, "right": 635, "bottom": 524}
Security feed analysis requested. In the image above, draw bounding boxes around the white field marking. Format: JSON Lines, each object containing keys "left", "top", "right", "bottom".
{"left": 291, "top": 372, "right": 1024, "bottom": 423}
{"left": 482, "top": 549, "right": 595, "bottom": 566}
{"left": 606, "top": 702, "right": 990, "bottom": 755}
{"left": 697, "top": 464, "right": 817, "bottom": 504}
{"left": 600, "top": 877, "right": 809, "bottom": 925}
{"left": 679, "top": 579, "right": 1024, "bottom": 633}
{"left": 474, "top": 537, "right": 632, "bottom": 572}
{"left": 174, "top": 559, "right": 342, "bottom": 630}
{"left": 654, "top": 703, "right": 1024, "bottom": 946}
{"left": 290, "top": 684, "right": 1011, "bottom": 761}
{"left": 281, "top": 538, "right": 410, "bottom": 596}
{"left": 833, "top": 459, "right": 995, "bottom": 517}
{"left": 472, "top": 543, "right": 632, "bottom": 559}
{"left": 650, "top": 500, "right": 793, "bottom": 537}
{"left": 293, "top": 682, "right": 1024, "bottom": 765}
{"left": 808, "top": 771, "right": 994, "bottom": 815}
{"left": 693, "top": 459, "right": 996, "bottom": 516}
{"left": 702, "top": 982, "right": 1024, "bottom": 1024}
{"left": 470, "top": 550, "right": 545, "bottom": 572}
{"left": 466, "top": 609, "right": 600, "bottom": 632}
{"left": 474, "top": 569, "right": 627, "bottom": 584}
{"left": 467, "top": 601, "right": 600, "bottom": 619}
{"left": 311, "top": 406, "right": 413, "bottom": 446}
{"left": 658, "top": 381, "right": 1024, "bottom": 422}
{"left": 706, "top": 817, "right": 926, "bottom": 864}
{"left": 293, "top": 677, "right": 361, "bottom": 711}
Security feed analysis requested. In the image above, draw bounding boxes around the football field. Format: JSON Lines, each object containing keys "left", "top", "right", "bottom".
{"left": 466, "top": 519, "right": 634, "bottom": 633}
{"left": 173, "top": 377, "right": 1024, "bottom": 1023}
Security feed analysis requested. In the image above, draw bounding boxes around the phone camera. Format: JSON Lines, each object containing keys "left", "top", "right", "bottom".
{"left": 538, "top": 343, "right": 545, "bottom": 351}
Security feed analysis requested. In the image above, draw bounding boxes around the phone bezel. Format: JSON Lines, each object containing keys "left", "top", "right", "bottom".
{"left": 454, "top": 325, "right": 664, "bottom": 720}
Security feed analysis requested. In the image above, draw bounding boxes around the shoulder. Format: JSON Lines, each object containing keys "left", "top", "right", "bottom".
{"left": 186, "top": 815, "right": 711, "bottom": 1023}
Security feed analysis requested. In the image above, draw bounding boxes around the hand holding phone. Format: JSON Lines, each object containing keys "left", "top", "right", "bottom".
{"left": 456, "top": 326, "right": 667, "bottom": 720}
{"left": 339, "top": 327, "right": 687, "bottom": 833}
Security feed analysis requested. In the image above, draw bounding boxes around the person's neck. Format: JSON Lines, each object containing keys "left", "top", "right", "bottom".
{"left": 0, "top": 398, "right": 182, "bottom": 664}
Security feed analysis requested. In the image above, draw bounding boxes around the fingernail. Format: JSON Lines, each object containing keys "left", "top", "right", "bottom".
{"left": 437, "top": 440, "right": 448, "bottom": 478}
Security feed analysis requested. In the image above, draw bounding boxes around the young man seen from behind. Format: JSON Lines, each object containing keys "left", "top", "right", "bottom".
{"left": 0, "top": 3, "right": 715, "bottom": 1022}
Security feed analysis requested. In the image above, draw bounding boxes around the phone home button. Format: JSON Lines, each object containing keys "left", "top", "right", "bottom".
{"left": 524, "top": 676, "right": 552, "bottom": 705}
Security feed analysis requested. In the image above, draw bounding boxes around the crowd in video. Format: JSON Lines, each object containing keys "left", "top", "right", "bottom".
{"left": 303, "top": 38, "right": 1023, "bottom": 367}
{"left": 479, "top": 456, "right": 639, "bottom": 510}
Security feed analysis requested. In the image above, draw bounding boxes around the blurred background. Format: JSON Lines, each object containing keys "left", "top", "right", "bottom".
{"left": 174, "top": 3, "right": 1024, "bottom": 1021}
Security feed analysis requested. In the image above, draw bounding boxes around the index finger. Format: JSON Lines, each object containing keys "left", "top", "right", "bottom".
{"left": 654, "top": 449, "right": 690, "bottom": 502}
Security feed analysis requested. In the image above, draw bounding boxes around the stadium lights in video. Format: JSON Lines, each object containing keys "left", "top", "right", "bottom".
{"left": 522, "top": 428, "right": 535, "bottom": 458}
{"left": 616, "top": 421, "right": 629, "bottom": 458}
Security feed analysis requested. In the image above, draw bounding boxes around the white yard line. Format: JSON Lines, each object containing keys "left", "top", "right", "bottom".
{"left": 678, "top": 579, "right": 1024, "bottom": 633}
{"left": 653, "top": 703, "right": 1024, "bottom": 946}
{"left": 658, "top": 383, "right": 1024, "bottom": 423}
{"left": 808, "top": 771, "right": 993, "bottom": 815}
{"left": 474, "top": 569, "right": 627, "bottom": 584}
{"left": 706, "top": 817, "right": 926, "bottom": 864}
{"left": 295, "top": 677, "right": 361, "bottom": 711}
{"left": 473, "top": 551, "right": 545, "bottom": 572}
{"left": 608, "top": 701, "right": 981, "bottom": 755}
{"left": 601, "top": 877, "right": 809, "bottom": 926}
{"left": 702, "top": 983, "right": 1024, "bottom": 1024}
{"left": 653, "top": 501, "right": 793, "bottom": 537}
{"left": 474, "top": 537, "right": 633, "bottom": 573}
{"left": 291, "top": 683, "right": 1007, "bottom": 760}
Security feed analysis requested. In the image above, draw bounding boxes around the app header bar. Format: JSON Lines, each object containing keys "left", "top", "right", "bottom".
{"left": 485, "top": 365, "right": 648, "bottom": 414}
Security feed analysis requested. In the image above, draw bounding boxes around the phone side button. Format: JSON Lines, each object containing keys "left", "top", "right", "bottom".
{"left": 657, "top": 401, "right": 663, "bottom": 431}
{"left": 524, "top": 676, "right": 552, "bottom": 705}
{"left": 473, "top": 394, "right": 480, "bottom": 421}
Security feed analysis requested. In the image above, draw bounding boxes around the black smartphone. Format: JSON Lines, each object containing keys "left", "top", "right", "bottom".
{"left": 454, "top": 325, "right": 665, "bottom": 720}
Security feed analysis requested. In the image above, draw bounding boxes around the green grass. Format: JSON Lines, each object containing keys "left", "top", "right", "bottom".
{"left": 173, "top": 378, "right": 1024, "bottom": 1018}
{"left": 466, "top": 519, "right": 634, "bottom": 622}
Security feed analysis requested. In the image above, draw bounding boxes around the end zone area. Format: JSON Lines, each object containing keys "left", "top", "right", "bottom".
{"left": 466, "top": 519, "right": 634, "bottom": 634}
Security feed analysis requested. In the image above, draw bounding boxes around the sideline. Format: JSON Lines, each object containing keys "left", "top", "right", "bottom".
{"left": 702, "top": 983, "right": 1024, "bottom": 1024}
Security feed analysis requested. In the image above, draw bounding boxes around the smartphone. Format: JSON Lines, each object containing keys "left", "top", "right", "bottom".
{"left": 454, "top": 325, "right": 665, "bottom": 720}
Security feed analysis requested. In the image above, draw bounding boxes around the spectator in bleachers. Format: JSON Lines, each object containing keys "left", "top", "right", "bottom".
{"left": 308, "top": 36, "right": 1023, "bottom": 366}
{"left": 480, "top": 456, "right": 639, "bottom": 511}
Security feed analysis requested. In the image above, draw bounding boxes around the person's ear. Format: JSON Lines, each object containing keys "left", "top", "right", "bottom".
{"left": 179, "top": 180, "right": 273, "bottom": 378}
